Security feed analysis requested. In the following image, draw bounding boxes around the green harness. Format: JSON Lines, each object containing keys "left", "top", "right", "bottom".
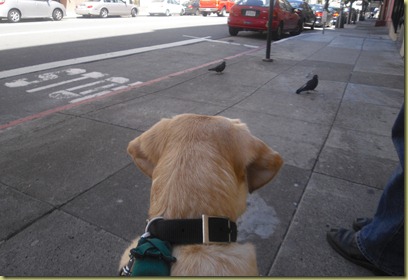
{"left": 123, "top": 237, "right": 177, "bottom": 276}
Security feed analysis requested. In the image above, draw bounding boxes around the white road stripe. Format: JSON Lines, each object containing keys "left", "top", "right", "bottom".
{"left": 27, "top": 76, "right": 90, "bottom": 93}
{"left": 70, "top": 91, "right": 112, "bottom": 103}
{"left": 66, "top": 80, "right": 105, "bottom": 91}
{"left": 79, "top": 83, "right": 117, "bottom": 95}
{"left": 0, "top": 37, "right": 210, "bottom": 80}
{"left": 182, "top": 35, "right": 260, "bottom": 49}
{"left": 129, "top": 81, "right": 143, "bottom": 86}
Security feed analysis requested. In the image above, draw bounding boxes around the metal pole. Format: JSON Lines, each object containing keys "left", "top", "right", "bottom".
{"left": 263, "top": 0, "right": 274, "bottom": 62}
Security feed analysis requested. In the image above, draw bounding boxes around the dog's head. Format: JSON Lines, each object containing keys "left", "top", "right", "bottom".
{"left": 127, "top": 114, "right": 283, "bottom": 220}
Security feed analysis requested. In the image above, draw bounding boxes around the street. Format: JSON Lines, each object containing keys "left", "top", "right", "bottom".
{"left": 0, "top": 15, "right": 269, "bottom": 128}
{"left": 0, "top": 14, "right": 403, "bottom": 276}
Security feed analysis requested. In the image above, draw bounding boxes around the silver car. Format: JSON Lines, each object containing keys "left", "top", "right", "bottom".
{"left": 75, "top": 0, "right": 138, "bottom": 18}
{"left": 0, "top": 0, "right": 66, "bottom": 23}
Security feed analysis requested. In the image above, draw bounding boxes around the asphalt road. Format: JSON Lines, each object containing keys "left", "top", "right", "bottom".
{"left": 0, "top": 15, "right": 267, "bottom": 128}
{"left": 0, "top": 14, "right": 322, "bottom": 129}
{"left": 0, "top": 16, "right": 231, "bottom": 70}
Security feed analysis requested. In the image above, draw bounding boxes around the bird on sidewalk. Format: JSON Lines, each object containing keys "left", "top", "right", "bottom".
{"left": 296, "top": 74, "right": 318, "bottom": 94}
{"left": 208, "top": 61, "right": 226, "bottom": 74}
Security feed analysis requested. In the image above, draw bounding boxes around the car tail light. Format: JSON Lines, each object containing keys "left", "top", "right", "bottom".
{"left": 87, "top": 5, "right": 93, "bottom": 8}
{"left": 333, "top": 12, "right": 338, "bottom": 17}
{"left": 315, "top": 11, "right": 322, "bottom": 17}
{"left": 188, "top": 4, "right": 192, "bottom": 8}
{"left": 0, "top": 0, "right": 5, "bottom": 5}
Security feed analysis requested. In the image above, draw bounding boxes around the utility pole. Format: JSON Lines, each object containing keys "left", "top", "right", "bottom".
{"left": 263, "top": 0, "right": 274, "bottom": 62}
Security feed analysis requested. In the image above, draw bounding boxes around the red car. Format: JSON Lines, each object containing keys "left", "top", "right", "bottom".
{"left": 199, "top": 0, "right": 235, "bottom": 16}
{"left": 228, "top": 0, "right": 302, "bottom": 39}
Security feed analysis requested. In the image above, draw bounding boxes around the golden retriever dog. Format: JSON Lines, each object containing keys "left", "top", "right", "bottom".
{"left": 119, "top": 113, "right": 283, "bottom": 276}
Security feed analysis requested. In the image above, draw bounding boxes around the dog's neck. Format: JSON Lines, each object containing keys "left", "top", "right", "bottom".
{"left": 148, "top": 165, "right": 248, "bottom": 221}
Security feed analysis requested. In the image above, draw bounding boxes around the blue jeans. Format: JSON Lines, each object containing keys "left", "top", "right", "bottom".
{"left": 356, "top": 104, "right": 405, "bottom": 276}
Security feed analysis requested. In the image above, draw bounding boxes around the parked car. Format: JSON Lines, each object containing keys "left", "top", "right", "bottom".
{"left": 288, "top": 0, "right": 316, "bottom": 29}
{"left": 228, "top": 0, "right": 302, "bottom": 39}
{"left": 329, "top": 6, "right": 340, "bottom": 25}
{"left": 309, "top": 4, "right": 332, "bottom": 27}
{"left": 0, "top": 0, "right": 66, "bottom": 23}
{"left": 75, "top": 0, "right": 138, "bottom": 17}
{"left": 148, "top": 0, "right": 184, "bottom": 16}
{"left": 199, "top": 0, "right": 235, "bottom": 16}
{"left": 182, "top": 0, "right": 199, "bottom": 15}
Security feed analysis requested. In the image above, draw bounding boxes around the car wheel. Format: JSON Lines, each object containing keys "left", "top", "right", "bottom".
{"left": 202, "top": 12, "right": 208, "bottom": 16}
{"left": 165, "top": 9, "right": 170, "bottom": 16}
{"left": 272, "top": 22, "right": 283, "bottom": 40}
{"left": 131, "top": 8, "right": 137, "bottom": 17}
{"left": 217, "top": 7, "right": 226, "bottom": 16}
{"left": 52, "top": 9, "right": 63, "bottom": 21}
{"left": 195, "top": 9, "right": 200, "bottom": 15}
{"left": 229, "top": 27, "right": 239, "bottom": 36}
{"left": 100, "top": 8, "right": 108, "bottom": 18}
{"left": 7, "top": 9, "right": 21, "bottom": 23}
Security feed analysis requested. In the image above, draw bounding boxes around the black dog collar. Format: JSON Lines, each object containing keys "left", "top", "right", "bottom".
{"left": 145, "top": 215, "right": 237, "bottom": 245}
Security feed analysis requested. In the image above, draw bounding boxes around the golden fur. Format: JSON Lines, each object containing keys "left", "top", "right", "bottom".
{"left": 120, "top": 114, "right": 283, "bottom": 276}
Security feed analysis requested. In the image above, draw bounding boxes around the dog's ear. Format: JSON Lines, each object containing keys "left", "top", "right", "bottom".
{"left": 246, "top": 137, "right": 283, "bottom": 193}
{"left": 231, "top": 120, "right": 283, "bottom": 193}
{"left": 127, "top": 118, "right": 171, "bottom": 178}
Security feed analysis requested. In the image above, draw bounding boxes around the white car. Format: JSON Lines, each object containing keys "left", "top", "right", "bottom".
{"left": 148, "top": 0, "right": 184, "bottom": 16}
{"left": 0, "top": 0, "right": 66, "bottom": 23}
{"left": 75, "top": 0, "right": 138, "bottom": 18}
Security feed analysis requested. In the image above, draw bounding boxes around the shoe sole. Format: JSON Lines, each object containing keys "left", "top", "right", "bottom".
{"left": 326, "top": 233, "right": 389, "bottom": 276}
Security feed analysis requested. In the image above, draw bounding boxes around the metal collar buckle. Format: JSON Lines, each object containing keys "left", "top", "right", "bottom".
{"left": 141, "top": 216, "right": 164, "bottom": 238}
{"left": 202, "top": 214, "right": 231, "bottom": 245}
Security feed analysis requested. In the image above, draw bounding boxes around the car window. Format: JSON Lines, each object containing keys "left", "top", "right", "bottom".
{"left": 310, "top": 4, "right": 323, "bottom": 11}
{"left": 236, "top": 0, "right": 269, "bottom": 7}
{"left": 289, "top": 1, "right": 300, "bottom": 8}
{"left": 279, "top": 0, "right": 286, "bottom": 10}
{"left": 281, "top": 0, "right": 293, "bottom": 11}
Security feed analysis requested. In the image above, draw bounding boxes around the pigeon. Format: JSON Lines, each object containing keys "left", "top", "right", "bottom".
{"left": 296, "top": 75, "right": 318, "bottom": 94}
{"left": 208, "top": 61, "right": 226, "bottom": 74}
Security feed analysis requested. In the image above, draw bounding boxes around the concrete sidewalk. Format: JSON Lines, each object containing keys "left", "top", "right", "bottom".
{"left": 0, "top": 19, "right": 404, "bottom": 276}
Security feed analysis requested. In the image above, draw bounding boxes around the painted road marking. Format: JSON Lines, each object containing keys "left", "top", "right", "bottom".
{"left": 27, "top": 75, "right": 99, "bottom": 93}
{"left": 4, "top": 68, "right": 87, "bottom": 87}
{"left": 4, "top": 68, "right": 141, "bottom": 103}
{"left": 183, "top": 35, "right": 260, "bottom": 49}
{"left": 66, "top": 80, "right": 105, "bottom": 91}
{"left": 0, "top": 37, "right": 211, "bottom": 80}
{"left": 0, "top": 47, "right": 263, "bottom": 131}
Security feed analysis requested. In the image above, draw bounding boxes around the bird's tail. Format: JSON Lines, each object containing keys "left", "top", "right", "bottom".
{"left": 296, "top": 89, "right": 302, "bottom": 94}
